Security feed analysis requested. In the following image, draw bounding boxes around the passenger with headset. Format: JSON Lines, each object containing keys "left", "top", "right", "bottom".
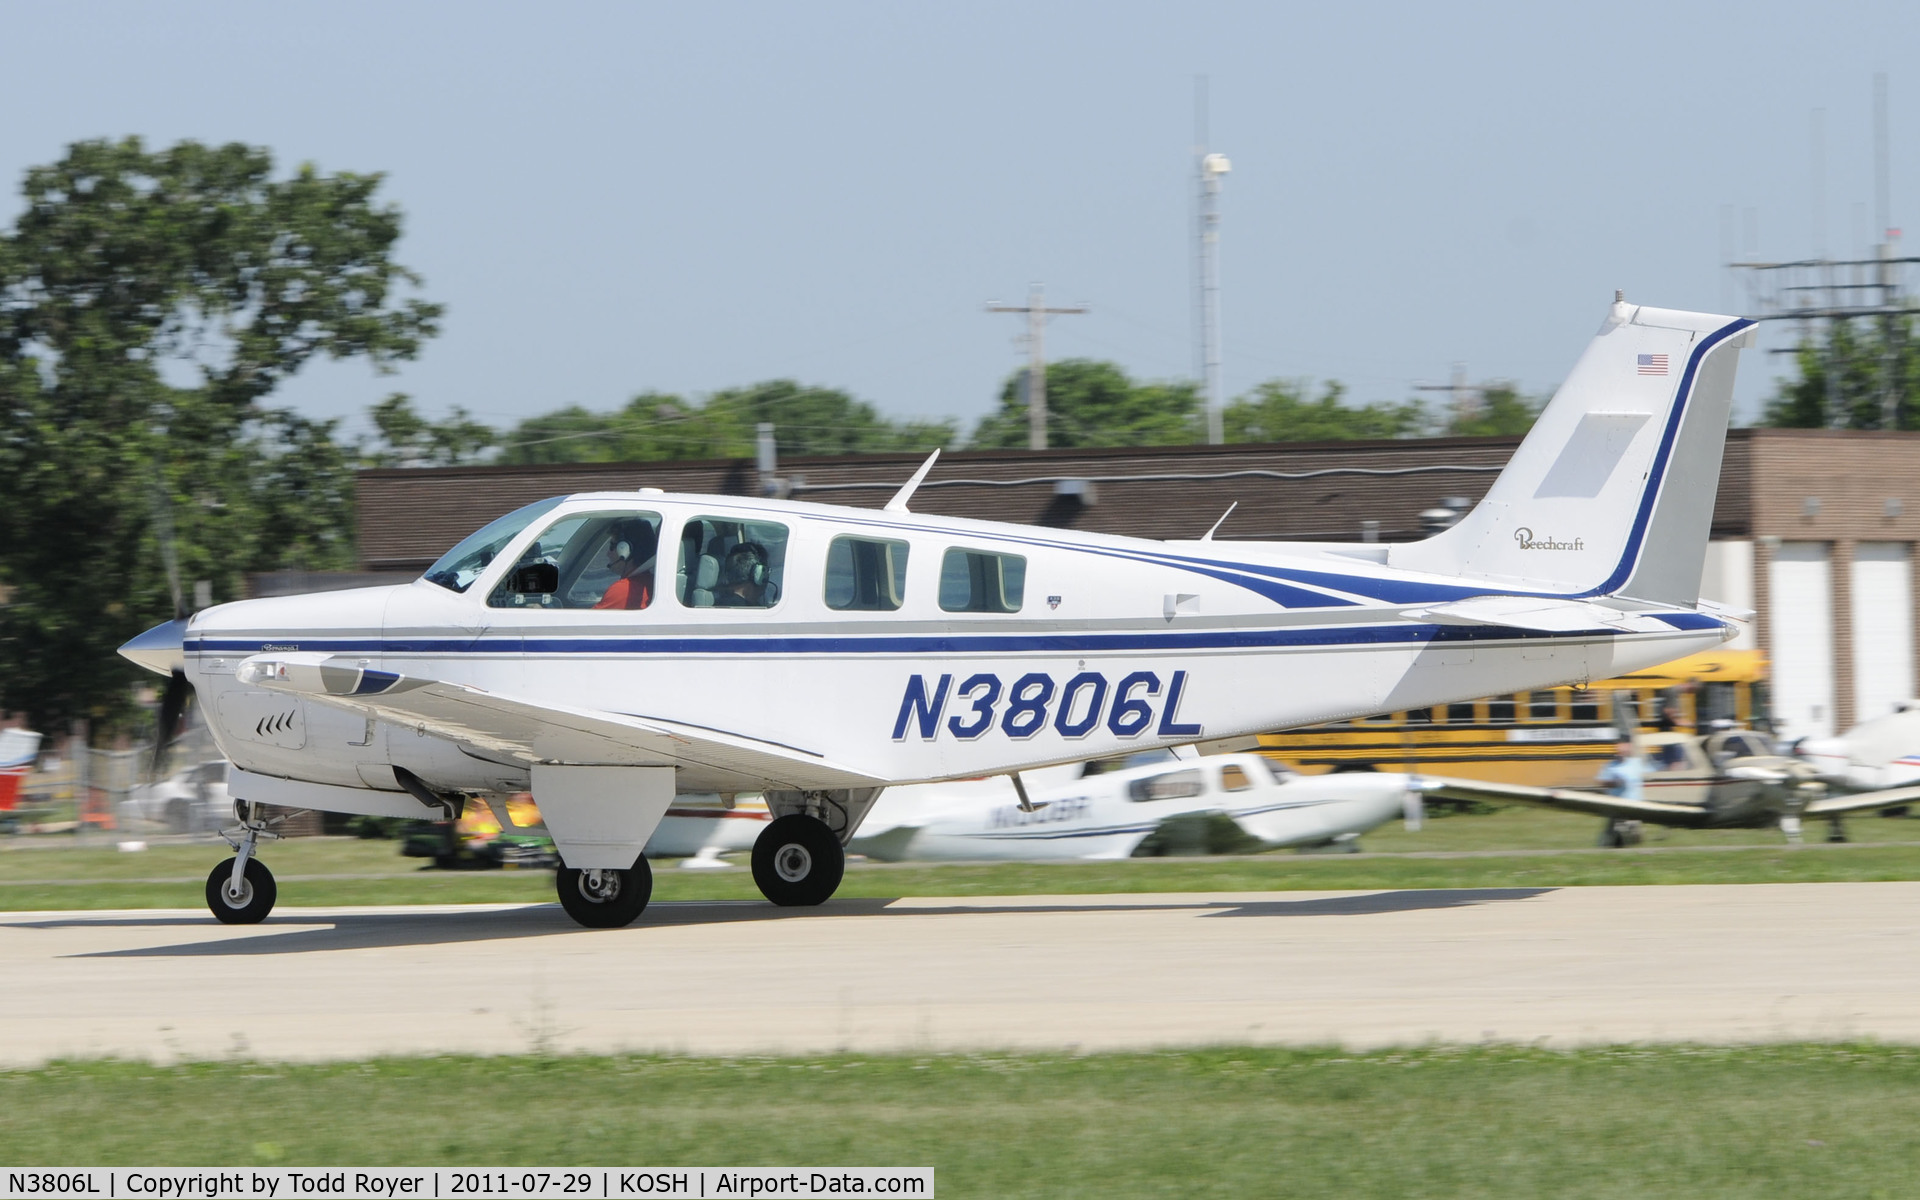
{"left": 592, "top": 520, "right": 658, "bottom": 610}
{"left": 713, "top": 542, "right": 771, "bottom": 607}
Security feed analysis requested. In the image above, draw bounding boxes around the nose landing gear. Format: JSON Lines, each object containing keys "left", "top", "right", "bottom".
{"left": 206, "top": 801, "right": 282, "bottom": 924}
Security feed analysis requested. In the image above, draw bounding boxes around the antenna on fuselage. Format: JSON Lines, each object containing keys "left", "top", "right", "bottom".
{"left": 884, "top": 448, "right": 941, "bottom": 513}
{"left": 1200, "top": 501, "right": 1237, "bottom": 541}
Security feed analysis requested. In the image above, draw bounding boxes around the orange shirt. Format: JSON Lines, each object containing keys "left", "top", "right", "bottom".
{"left": 593, "top": 570, "right": 653, "bottom": 611}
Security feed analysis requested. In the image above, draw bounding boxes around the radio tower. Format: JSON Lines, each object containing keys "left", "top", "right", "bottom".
{"left": 1194, "top": 77, "right": 1231, "bottom": 444}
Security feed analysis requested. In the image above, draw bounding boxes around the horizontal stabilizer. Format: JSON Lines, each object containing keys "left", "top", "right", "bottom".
{"left": 1406, "top": 595, "right": 1675, "bottom": 634}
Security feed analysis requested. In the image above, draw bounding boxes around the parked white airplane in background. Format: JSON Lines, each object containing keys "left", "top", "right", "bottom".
{"left": 1795, "top": 704, "right": 1920, "bottom": 792}
{"left": 122, "top": 298, "right": 1756, "bottom": 927}
{"left": 852, "top": 752, "right": 1417, "bottom": 861}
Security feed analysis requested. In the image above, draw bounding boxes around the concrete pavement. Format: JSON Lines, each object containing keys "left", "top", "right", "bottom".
{"left": 4, "top": 883, "right": 1918, "bottom": 1063}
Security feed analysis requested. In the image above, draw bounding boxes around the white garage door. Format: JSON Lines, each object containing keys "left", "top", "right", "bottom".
{"left": 1770, "top": 542, "right": 1834, "bottom": 739}
{"left": 1853, "top": 542, "right": 1915, "bottom": 722}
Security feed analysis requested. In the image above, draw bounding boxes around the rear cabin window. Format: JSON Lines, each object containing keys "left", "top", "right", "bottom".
{"left": 1127, "top": 769, "right": 1205, "bottom": 803}
{"left": 1219, "top": 765, "right": 1254, "bottom": 792}
{"left": 678, "top": 517, "right": 790, "bottom": 609}
{"left": 825, "top": 536, "right": 909, "bottom": 611}
{"left": 939, "top": 547, "right": 1025, "bottom": 613}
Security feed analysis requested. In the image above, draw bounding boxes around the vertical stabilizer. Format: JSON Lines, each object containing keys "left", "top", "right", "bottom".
{"left": 1389, "top": 300, "right": 1754, "bottom": 606}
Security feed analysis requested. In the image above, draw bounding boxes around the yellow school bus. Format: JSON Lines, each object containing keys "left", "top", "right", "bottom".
{"left": 1257, "top": 649, "right": 1769, "bottom": 788}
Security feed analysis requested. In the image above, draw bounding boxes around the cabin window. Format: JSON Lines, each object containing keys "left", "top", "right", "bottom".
{"left": 1127, "top": 769, "right": 1205, "bottom": 803}
{"left": 1219, "top": 764, "right": 1254, "bottom": 792}
{"left": 1488, "top": 694, "right": 1517, "bottom": 723}
{"left": 423, "top": 498, "right": 566, "bottom": 594}
{"left": 939, "top": 547, "right": 1026, "bottom": 613}
{"left": 1527, "top": 691, "right": 1561, "bottom": 720}
{"left": 1446, "top": 702, "right": 1477, "bottom": 724}
{"left": 825, "top": 536, "right": 909, "bottom": 611}
{"left": 677, "top": 517, "right": 790, "bottom": 609}
{"left": 488, "top": 510, "right": 663, "bottom": 610}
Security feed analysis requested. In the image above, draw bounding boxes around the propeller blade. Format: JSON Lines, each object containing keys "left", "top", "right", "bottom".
{"left": 152, "top": 669, "right": 191, "bottom": 775}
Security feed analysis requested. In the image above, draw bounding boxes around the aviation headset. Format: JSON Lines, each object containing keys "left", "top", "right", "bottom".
{"left": 723, "top": 542, "right": 769, "bottom": 587}
{"left": 611, "top": 522, "right": 657, "bottom": 564}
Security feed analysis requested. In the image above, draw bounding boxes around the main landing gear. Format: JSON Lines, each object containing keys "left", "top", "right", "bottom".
{"left": 751, "top": 813, "right": 845, "bottom": 906}
{"left": 206, "top": 801, "right": 281, "bottom": 924}
{"left": 556, "top": 858, "right": 655, "bottom": 928}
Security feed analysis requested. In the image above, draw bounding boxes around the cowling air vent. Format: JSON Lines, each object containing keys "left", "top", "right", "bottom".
{"left": 216, "top": 691, "right": 308, "bottom": 749}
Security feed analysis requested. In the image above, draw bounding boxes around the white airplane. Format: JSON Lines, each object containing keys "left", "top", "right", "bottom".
{"left": 122, "top": 297, "right": 1757, "bottom": 928}
{"left": 1795, "top": 704, "right": 1920, "bottom": 792}
{"left": 851, "top": 752, "right": 1416, "bottom": 861}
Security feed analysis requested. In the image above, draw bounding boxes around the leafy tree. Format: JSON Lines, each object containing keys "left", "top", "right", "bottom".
{"left": 971, "top": 360, "right": 1201, "bottom": 449}
{"left": 0, "top": 138, "right": 439, "bottom": 732}
{"left": 498, "top": 383, "right": 955, "bottom": 465}
{"left": 1763, "top": 317, "right": 1920, "bottom": 429}
{"left": 1222, "top": 380, "right": 1425, "bottom": 443}
{"left": 1439, "top": 383, "right": 1539, "bottom": 437}
{"left": 363, "top": 393, "right": 496, "bottom": 467}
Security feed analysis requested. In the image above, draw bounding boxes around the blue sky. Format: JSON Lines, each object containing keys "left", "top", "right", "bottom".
{"left": 2, "top": 1, "right": 1913, "bottom": 438}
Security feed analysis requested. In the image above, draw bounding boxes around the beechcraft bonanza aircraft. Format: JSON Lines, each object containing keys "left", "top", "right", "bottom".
{"left": 125, "top": 297, "right": 1759, "bottom": 927}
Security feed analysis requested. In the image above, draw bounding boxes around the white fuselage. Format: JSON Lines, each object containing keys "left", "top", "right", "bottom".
{"left": 857, "top": 754, "right": 1413, "bottom": 861}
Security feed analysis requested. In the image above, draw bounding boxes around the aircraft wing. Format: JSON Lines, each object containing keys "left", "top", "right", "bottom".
{"left": 1404, "top": 595, "right": 1676, "bottom": 634}
{"left": 236, "top": 652, "right": 882, "bottom": 793}
{"left": 1802, "top": 783, "right": 1920, "bottom": 817}
{"left": 1417, "top": 776, "right": 1706, "bottom": 820}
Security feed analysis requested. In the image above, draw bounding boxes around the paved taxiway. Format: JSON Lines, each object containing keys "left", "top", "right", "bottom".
{"left": 5, "top": 883, "right": 1919, "bottom": 1063}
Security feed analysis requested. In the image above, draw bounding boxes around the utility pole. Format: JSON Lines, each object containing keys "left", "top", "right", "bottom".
{"left": 1194, "top": 77, "right": 1231, "bottom": 444}
{"left": 1416, "top": 363, "right": 1481, "bottom": 430}
{"left": 987, "top": 283, "right": 1087, "bottom": 450}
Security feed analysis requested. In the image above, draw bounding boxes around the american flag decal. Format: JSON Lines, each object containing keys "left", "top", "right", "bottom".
{"left": 1637, "top": 353, "right": 1669, "bottom": 375}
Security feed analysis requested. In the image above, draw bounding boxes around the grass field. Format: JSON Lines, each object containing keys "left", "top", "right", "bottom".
{"left": 6, "top": 804, "right": 1920, "bottom": 909}
{"left": 4, "top": 1046, "right": 1918, "bottom": 1196}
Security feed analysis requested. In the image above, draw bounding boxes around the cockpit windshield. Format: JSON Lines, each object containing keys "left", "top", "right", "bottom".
{"left": 421, "top": 498, "right": 566, "bottom": 593}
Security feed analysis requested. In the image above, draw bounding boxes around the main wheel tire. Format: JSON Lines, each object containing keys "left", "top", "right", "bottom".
{"left": 205, "top": 857, "right": 276, "bottom": 924}
{"left": 555, "top": 857, "right": 653, "bottom": 928}
{"left": 751, "top": 814, "right": 845, "bottom": 907}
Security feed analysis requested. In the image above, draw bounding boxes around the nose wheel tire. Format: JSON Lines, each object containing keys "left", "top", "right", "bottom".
{"left": 555, "top": 857, "right": 653, "bottom": 928}
{"left": 205, "top": 857, "right": 276, "bottom": 924}
{"left": 751, "top": 814, "right": 845, "bottom": 907}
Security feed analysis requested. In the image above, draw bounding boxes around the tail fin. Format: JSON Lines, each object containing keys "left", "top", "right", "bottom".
{"left": 1389, "top": 299, "right": 1754, "bottom": 606}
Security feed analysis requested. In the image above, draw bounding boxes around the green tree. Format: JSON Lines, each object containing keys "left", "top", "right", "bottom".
{"left": 1222, "top": 380, "right": 1425, "bottom": 443}
{"left": 1763, "top": 317, "right": 1920, "bottom": 429}
{"left": 971, "top": 360, "right": 1201, "bottom": 449}
{"left": 499, "top": 383, "right": 955, "bottom": 465}
{"left": 1440, "top": 383, "right": 1539, "bottom": 437}
{"left": 363, "top": 393, "right": 496, "bottom": 467}
{"left": 0, "top": 138, "right": 439, "bottom": 732}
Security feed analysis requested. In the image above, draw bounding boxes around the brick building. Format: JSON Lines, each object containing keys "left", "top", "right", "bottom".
{"left": 352, "top": 428, "right": 1920, "bottom": 740}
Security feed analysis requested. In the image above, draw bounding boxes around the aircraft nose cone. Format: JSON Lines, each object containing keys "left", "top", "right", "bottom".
{"left": 120, "top": 618, "right": 188, "bottom": 677}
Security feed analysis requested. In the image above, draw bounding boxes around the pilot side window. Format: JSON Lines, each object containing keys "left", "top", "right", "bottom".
{"left": 1127, "top": 769, "right": 1205, "bottom": 803}
{"left": 678, "top": 517, "right": 789, "bottom": 609}
{"left": 825, "top": 536, "right": 909, "bottom": 611}
{"left": 487, "top": 510, "right": 664, "bottom": 610}
{"left": 939, "top": 547, "right": 1025, "bottom": 613}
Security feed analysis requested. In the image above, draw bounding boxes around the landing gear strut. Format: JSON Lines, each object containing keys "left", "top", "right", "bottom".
{"left": 752, "top": 814, "right": 845, "bottom": 906}
{"left": 1597, "top": 818, "right": 1643, "bottom": 848}
{"left": 206, "top": 801, "right": 280, "bottom": 924}
{"left": 555, "top": 857, "right": 654, "bottom": 928}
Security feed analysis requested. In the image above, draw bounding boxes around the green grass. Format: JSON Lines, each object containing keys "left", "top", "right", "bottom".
{"left": 10, "top": 808, "right": 1920, "bottom": 909}
{"left": 4, "top": 1046, "right": 1918, "bottom": 1196}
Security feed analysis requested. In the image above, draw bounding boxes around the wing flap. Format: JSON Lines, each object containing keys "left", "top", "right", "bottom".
{"left": 237, "top": 652, "right": 881, "bottom": 792}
